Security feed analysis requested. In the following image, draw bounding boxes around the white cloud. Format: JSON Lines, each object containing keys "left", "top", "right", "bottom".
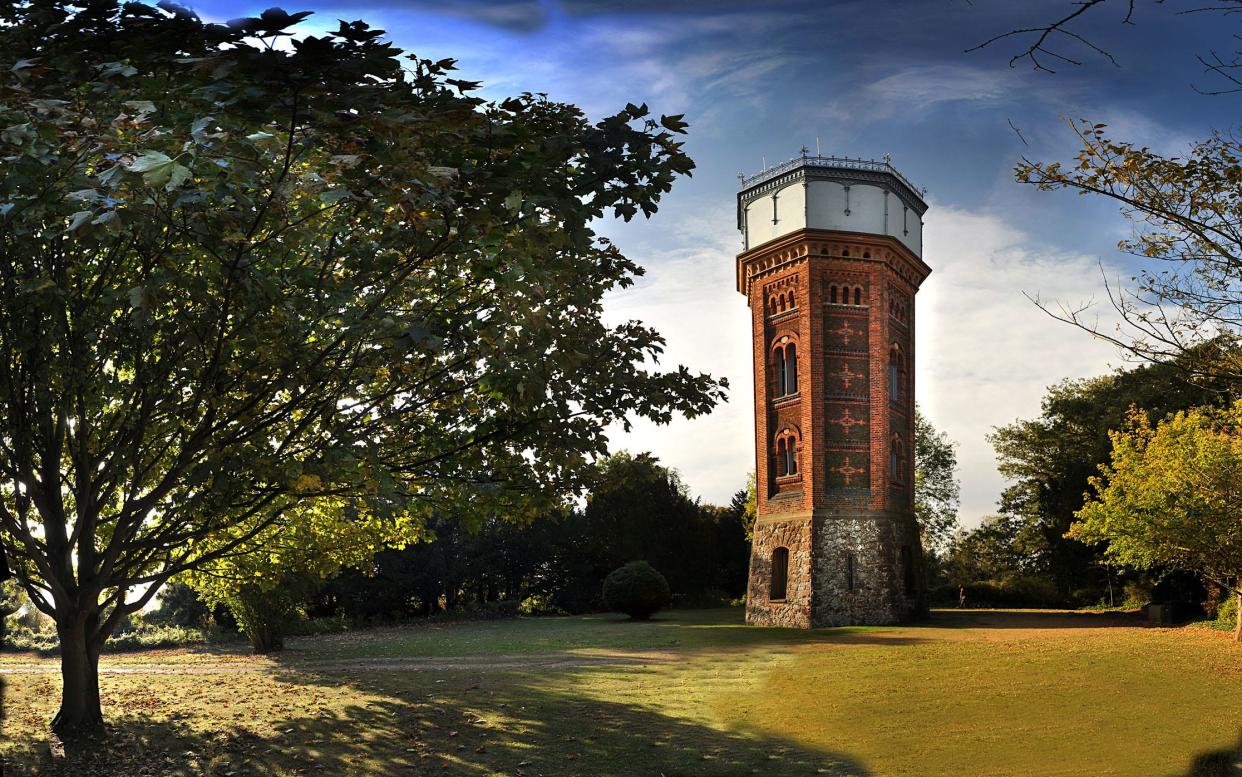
{"left": 823, "top": 63, "right": 1019, "bottom": 124}
{"left": 600, "top": 205, "right": 755, "bottom": 504}
{"left": 917, "top": 205, "right": 1122, "bottom": 526}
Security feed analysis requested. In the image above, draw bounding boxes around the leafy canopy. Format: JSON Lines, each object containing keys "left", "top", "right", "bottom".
{"left": 1071, "top": 403, "right": 1242, "bottom": 598}
{"left": 913, "top": 407, "right": 960, "bottom": 554}
{"left": 0, "top": 0, "right": 725, "bottom": 730}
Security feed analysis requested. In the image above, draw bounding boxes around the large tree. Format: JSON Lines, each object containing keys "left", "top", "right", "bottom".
{"left": 1072, "top": 404, "right": 1242, "bottom": 641}
{"left": 0, "top": 0, "right": 725, "bottom": 739}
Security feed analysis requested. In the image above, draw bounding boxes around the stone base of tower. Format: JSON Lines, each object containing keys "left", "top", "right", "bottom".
{"left": 745, "top": 510, "right": 924, "bottom": 629}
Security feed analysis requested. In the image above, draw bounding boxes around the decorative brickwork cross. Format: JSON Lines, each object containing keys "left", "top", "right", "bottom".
{"left": 830, "top": 455, "right": 866, "bottom": 486}
{"left": 839, "top": 362, "right": 861, "bottom": 389}
{"left": 828, "top": 408, "right": 866, "bottom": 431}
{"left": 828, "top": 320, "right": 857, "bottom": 345}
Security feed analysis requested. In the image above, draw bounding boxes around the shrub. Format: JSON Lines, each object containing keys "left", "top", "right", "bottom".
{"left": 1121, "top": 580, "right": 1154, "bottom": 610}
{"left": 149, "top": 582, "right": 212, "bottom": 629}
{"left": 1, "top": 622, "right": 209, "bottom": 655}
{"left": 1215, "top": 594, "right": 1238, "bottom": 632}
{"left": 518, "top": 595, "right": 568, "bottom": 616}
{"left": 603, "top": 561, "right": 670, "bottom": 620}
{"left": 931, "top": 577, "right": 1064, "bottom": 608}
{"left": 285, "top": 614, "right": 351, "bottom": 637}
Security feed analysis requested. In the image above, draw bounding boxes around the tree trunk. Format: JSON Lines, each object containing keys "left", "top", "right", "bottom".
{"left": 1235, "top": 590, "right": 1241, "bottom": 643}
{"left": 52, "top": 617, "right": 105, "bottom": 740}
{"left": 248, "top": 622, "right": 285, "bottom": 654}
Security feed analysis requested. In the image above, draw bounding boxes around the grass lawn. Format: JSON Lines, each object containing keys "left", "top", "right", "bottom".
{"left": 1, "top": 608, "right": 1239, "bottom": 776}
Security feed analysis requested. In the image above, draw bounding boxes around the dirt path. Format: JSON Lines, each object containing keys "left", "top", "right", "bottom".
{"left": 0, "top": 649, "right": 680, "bottom": 676}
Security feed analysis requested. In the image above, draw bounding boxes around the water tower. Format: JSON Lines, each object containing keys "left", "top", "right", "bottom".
{"left": 737, "top": 153, "right": 930, "bottom": 627}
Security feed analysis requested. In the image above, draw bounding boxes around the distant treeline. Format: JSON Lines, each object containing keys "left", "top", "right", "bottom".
{"left": 938, "top": 348, "right": 1239, "bottom": 616}
{"left": 319, "top": 452, "right": 751, "bottom": 619}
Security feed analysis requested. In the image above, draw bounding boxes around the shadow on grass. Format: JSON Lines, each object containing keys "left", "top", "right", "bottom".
{"left": 922, "top": 608, "right": 1146, "bottom": 630}
{"left": 11, "top": 667, "right": 871, "bottom": 777}
{"left": 1182, "top": 733, "right": 1242, "bottom": 777}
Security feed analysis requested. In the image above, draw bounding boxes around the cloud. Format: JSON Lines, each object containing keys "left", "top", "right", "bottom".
{"left": 917, "top": 205, "right": 1122, "bottom": 525}
{"left": 599, "top": 205, "right": 754, "bottom": 504}
{"left": 827, "top": 63, "right": 1019, "bottom": 124}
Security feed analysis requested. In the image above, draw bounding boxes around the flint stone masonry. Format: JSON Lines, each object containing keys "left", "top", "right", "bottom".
{"left": 737, "top": 156, "right": 931, "bottom": 629}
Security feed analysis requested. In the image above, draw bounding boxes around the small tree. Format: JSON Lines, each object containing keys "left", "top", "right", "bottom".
{"left": 1071, "top": 404, "right": 1242, "bottom": 641}
{"left": 185, "top": 496, "right": 417, "bottom": 651}
{"left": 603, "top": 561, "right": 670, "bottom": 620}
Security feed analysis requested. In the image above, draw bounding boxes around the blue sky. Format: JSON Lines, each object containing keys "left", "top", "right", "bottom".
{"left": 196, "top": 0, "right": 1239, "bottom": 523}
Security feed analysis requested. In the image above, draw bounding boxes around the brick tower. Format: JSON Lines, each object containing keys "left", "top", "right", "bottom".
{"left": 738, "top": 154, "right": 930, "bottom": 628}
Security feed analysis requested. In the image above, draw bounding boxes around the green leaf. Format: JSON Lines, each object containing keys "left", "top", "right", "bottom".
{"left": 66, "top": 210, "right": 93, "bottom": 231}
{"left": 123, "top": 100, "right": 157, "bottom": 115}
{"left": 126, "top": 151, "right": 189, "bottom": 189}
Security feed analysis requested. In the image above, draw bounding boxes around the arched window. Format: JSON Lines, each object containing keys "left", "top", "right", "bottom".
{"left": 774, "top": 430, "right": 799, "bottom": 477}
{"left": 770, "top": 547, "right": 789, "bottom": 601}
{"left": 862, "top": 251, "right": 871, "bottom": 259}
{"left": 890, "top": 434, "right": 904, "bottom": 481}
{"left": 778, "top": 294, "right": 786, "bottom": 312}
{"left": 774, "top": 342, "right": 796, "bottom": 396}
{"left": 785, "top": 343, "right": 797, "bottom": 394}
{"left": 854, "top": 287, "right": 862, "bottom": 305}
{"left": 842, "top": 249, "right": 850, "bottom": 258}
{"left": 830, "top": 286, "right": 838, "bottom": 304}
{"left": 888, "top": 343, "right": 903, "bottom": 404}
{"left": 846, "top": 554, "right": 856, "bottom": 592}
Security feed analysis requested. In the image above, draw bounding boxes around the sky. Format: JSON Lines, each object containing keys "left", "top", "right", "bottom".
{"left": 196, "top": 0, "right": 1242, "bottom": 525}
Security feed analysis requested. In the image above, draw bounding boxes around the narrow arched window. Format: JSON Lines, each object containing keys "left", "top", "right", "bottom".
{"left": 775, "top": 430, "right": 798, "bottom": 477}
{"left": 830, "top": 286, "right": 838, "bottom": 304}
{"left": 854, "top": 287, "right": 862, "bottom": 305}
{"left": 785, "top": 344, "right": 797, "bottom": 394}
{"left": 846, "top": 554, "right": 856, "bottom": 592}
{"left": 890, "top": 434, "right": 904, "bottom": 481}
{"left": 770, "top": 547, "right": 789, "bottom": 601}
{"left": 888, "top": 344, "right": 902, "bottom": 404}
{"left": 775, "top": 346, "right": 788, "bottom": 396}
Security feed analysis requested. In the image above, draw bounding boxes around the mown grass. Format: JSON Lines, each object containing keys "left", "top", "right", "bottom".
{"left": 1, "top": 608, "right": 1238, "bottom": 776}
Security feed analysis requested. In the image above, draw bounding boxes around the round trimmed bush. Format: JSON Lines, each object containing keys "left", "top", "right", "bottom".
{"left": 603, "top": 561, "right": 671, "bottom": 620}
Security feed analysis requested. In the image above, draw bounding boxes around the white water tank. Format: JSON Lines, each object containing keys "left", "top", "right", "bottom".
{"left": 738, "top": 155, "right": 928, "bottom": 257}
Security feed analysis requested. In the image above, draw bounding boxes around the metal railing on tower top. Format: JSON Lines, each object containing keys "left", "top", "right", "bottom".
{"left": 739, "top": 154, "right": 925, "bottom": 200}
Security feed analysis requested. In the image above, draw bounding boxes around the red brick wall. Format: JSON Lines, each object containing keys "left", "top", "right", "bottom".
{"left": 740, "top": 230, "right": 929, "bottom": 627}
